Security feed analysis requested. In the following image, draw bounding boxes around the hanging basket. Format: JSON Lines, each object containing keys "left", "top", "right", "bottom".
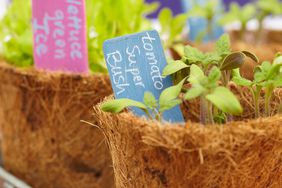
{"left": 94, "top": 86, "right": 282, "bottom": 188}
{"left": 0, "top": 61, "right": 114, "bottom": 188}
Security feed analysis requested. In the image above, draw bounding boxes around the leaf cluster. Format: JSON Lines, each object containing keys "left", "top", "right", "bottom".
{"left": 101, "top": 78, "right": 186, "bottom": 122}
{"left": 233, "top": 54, "right": 282, "bottom": 117}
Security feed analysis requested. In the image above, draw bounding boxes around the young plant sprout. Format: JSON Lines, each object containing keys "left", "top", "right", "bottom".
{"left": 101, "top": 78, "right": 186, "bottom": 122}
{"left": 162, "top": 34, "right": 256, "bottom": 124}
{"left": 187, "top": 0, "right": 223, "bottom": 42}
{"left": 255, "top": 0, "right": 282, "bottom": 39}
{"left": 185, "top": 64, "right": 242, "bottom": 124}
{"left": 219, "top": 3, "right": 256, "bottom": 40}
{"left": 158, "top": 8, "right": 188, "bottom": 50}
{"left": 233, "top": 54, "right": 282, "bottom": 118}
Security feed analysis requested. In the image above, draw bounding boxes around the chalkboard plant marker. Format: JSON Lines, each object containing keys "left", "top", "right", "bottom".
{"left": 103, "top": 30, "right": 184, "bottom": 123}
{"left": 32, "top": 0, "right": 89, "bottom": 73}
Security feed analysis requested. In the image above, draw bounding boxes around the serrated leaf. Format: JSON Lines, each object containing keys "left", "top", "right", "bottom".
{"left": 188, "top": 64, "right": 205, "bottom": 84}
{"left": 162, "top": 60, "right": 189, "bottom": 77}
{"left": 215, "top": 34, "right": 231, "bottom": 56}
{"left": 184, "top": 46, "right": 205, "bottom": 63}
{"left": 220, "top": 52, "right": 245, "bottom": 71}
{"left": 206, "top": 87, "right": 243, "bottom": 115}
{"left": 232, "top": 76, "right": 253, "bottom": 87}
{"left": 143, "top": 92, "right": 158, "bottom": 109}
{"left": 185, "top": 85, "right": 206, "bottom": 100}
{"left": 208, "top": 66, "right": 221, "bottom": 83}
{"left": 101, "top": 99, "right": 147, "bottom": 113}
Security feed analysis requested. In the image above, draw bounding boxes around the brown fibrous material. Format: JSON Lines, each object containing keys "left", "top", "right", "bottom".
{"left": 94, "top": 86, "right": 282, "bottom": 188}
{"left": 0, "top": 62, "right": 114, "bottom": 188}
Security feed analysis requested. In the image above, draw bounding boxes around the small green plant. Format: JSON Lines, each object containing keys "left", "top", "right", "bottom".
{"left": 158, "top": 8, "right": 188, "bottom": 54}
{"left": 162, "top": 34, "right": 257, "bottom": 124}
{"left": 187, "top": 0, "right": 223, "bottom": 42}
{"left": 256, "top": 0, "right": 282, "bottom": 38}
{"left": 219, "top": 3, "right": 256, "bottom": 40}
{"left": 185, "top": 64, "right": 242, "bottom": 124}
{"left": 233, "top": 54, "right": 282, "bottom": 118}
{"left": 101, "top": 78, "right": 186, "bottom": 122}
{"left": 0, "top": 0, "right": 33, "bottom": 67}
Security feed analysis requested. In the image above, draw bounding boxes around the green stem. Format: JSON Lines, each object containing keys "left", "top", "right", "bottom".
{"left": 265, "top": 86, "right": 274, "bottom": 117}
{"left": 207, "top": 18, "right": 214, "bottom": 40}
{"left": 144, "top": 109, "right": 153, "bottom": 120}
{"left": 240, "top": 22, "right": 247, "bottom": 41}
{"left": 200, "top": 96, "right": 208, "bottom": 125}
{"left": 256, "top": 13, "right": 267, "bottom": 43}
{"left": 207, "top": 101, "right": 214, "bottom": 124}
{"left": 251, "top": 87, "right": 260, "bottom": 118}
{"left": 221, "top": 71, "right": 227, "bottom": 87}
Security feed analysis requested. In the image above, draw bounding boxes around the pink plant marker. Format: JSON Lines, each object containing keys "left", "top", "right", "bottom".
{"left": 32, "top": 0, "right": 89, "bottom": 74}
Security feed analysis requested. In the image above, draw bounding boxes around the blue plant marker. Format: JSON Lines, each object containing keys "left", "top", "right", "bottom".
{"left": 103, "top": 30, "right": 184, "bottom": 123}
{"left": 182, "top": 0, "right": 224, "bottom": 43}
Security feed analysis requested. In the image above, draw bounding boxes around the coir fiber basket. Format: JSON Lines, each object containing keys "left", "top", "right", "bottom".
{"left": 94, "top": 85, "right": 282, "bottom": 188}
{"left": 0, "top": 61, "right": 114, "bottom": 188}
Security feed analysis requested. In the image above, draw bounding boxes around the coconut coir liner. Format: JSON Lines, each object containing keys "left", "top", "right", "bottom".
{"left": 94, "top": 86, "right": 282, "bottom": 188}
{"left": 0, "top": 62, "right": 114, "bottom": 188}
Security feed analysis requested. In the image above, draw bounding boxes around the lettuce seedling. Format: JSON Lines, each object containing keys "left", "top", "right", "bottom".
{"left": 185, "top": 64, "right": 242, "bottom": 124}
{"left": 219, "top": 3, "right": 256, "bottom": 40}
{"left": 158, "top": 8, "right": 188, "bottom": 50}
{"left": 187, "top": 0, "right": 223, "bottom": 42}
{"left": 0, "top": 0, "right": 33, "bottom": 67}
{"left": 233, "top": 54, "right": 282, "bottom": 117}
{"left": 87, "top": 0, "right": 159, "bottom": 72}
{"left": 0, "top": 0, "right": 158, "bottom": 72}
{"left": 101, "top": 78, "right": 186, "bottom": 122}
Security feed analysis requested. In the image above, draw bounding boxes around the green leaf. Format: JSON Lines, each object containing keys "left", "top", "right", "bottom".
{"left": 162, "top": 60, "right": 189, "bottom": 77}
{"left": 188, "top": 64, "right": 205, "bottom": 84}
{"left": 159, "top": 99, "right": 182, "bottom": 113}
{"left": 144, "top": 2, "right": 160, "bottom": 15}
{"left": 206, "top": 87, "right": 243, "bottom": 115}
{"left": 232, "top": 76, "right": 253, "bottom": 87}
{"left": 184, "top": 46, "right": 206, "bottom": 63}
{"left": 220, "top": 52, "right": 245, "bottom": 71}
{"left": 208, "top": 66, "right": 221, "bottom": 83}
{"left": 101, "top": 99, "right": 147, "bottom": 113}
{"left": 143, "top": 92, "right": 158, "bottom": 109}
{"left": 158, "top": 8, "right": 173, "bottom": 32}
{"left": 159, "top": 77, "right": 187, "bottom": 112}
{"left": 185, "top": 85, "right": 206, "bottom": 100}
{"left": 215, "top": 34, "right": 231, "bottom": 56}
